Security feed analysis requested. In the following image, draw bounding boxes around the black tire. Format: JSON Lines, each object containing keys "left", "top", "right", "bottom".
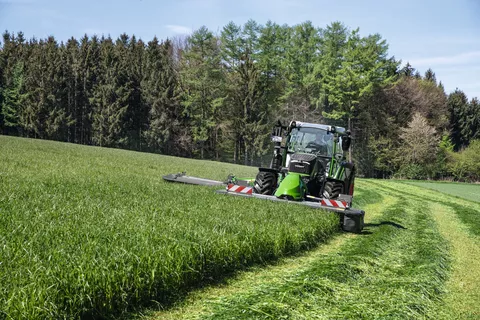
{"left": 254, "top": 171, "right": 277, "bottom": 195}
{"left": 323, "top": 180, "right": 343, "bottom": 199}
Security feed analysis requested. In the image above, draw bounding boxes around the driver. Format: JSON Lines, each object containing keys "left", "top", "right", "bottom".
{"left": 314, "top": 133, "right": 324, "bottom": 145}
{"left": 311, "top": 132, "right": 333, "bottom": 155}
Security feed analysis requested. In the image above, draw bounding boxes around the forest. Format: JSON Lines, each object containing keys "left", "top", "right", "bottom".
{"left": 0, "top": 20, "right": 479, "bottom": 181}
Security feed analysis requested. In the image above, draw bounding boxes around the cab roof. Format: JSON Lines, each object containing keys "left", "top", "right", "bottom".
{"left": 294, "top": 121, "right": 346, "bottom": 134}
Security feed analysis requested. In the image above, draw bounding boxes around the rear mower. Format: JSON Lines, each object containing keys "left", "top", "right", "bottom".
{"left": 163, "top": 120, "right": 364, "bottom": 233}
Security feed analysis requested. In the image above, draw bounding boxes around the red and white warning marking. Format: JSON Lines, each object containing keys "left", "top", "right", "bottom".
{"left": 227, "top": 184, "right": 253, "bottom": 194}
{"left": 320, "top": 199, "right": 348, "bottom": 208}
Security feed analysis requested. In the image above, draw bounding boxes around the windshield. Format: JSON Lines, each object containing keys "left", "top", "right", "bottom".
{"left": 287, "top": 127, "right": 341, "bottom": 157}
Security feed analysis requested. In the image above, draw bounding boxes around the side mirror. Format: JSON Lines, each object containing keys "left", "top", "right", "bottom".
{"left": 272, "top": 121, "right": 283, "bottom": 138}
{"left": 342, "top": 132, "right": 351, "bottom": 152}
{"left": 271, "top": 136, "right": 282, "bottom": 143}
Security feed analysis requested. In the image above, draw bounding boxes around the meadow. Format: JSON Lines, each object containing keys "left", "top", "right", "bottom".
{"left": 1, "top": 136, "right": 479, "bottom": 319}
{"left": 405, "top": 180, "right": 480, "bottom": 203}
{"left": 0, "top": 136, "right": 339, "bottom": 319}
{"left": 150, "top": 179, "right": 480, "bottom": 320}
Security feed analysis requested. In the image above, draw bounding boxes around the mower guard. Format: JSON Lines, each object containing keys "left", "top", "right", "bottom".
{"left": 163, "top": 172, "right": 365, "bottom": 233}
{"left": 162, "top": 172, "right": 226, "bottom": 186}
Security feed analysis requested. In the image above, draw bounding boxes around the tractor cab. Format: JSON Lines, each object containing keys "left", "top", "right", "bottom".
{"left": 285, "top": 122, "right": 345, "bottom": 169}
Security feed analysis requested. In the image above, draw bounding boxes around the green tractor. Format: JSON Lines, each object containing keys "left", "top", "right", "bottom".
{"left": 254, "top": 120, "right": 356, "bottom": 203}
{"left": 163, "top": 120, "right": 364, "bottom": 233}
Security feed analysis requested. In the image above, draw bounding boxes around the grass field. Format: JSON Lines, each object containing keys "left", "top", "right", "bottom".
{"left": 1, "top": 136, "right": 480, "bottom": 319}
{"left": 0, "top": 136, "right": 340, "bottom": 319}
{"left": 404, "top": 180, "right": 480, "bottom": 203}
{"left": 150, "top": 180, "right": 480, "bottom": 320}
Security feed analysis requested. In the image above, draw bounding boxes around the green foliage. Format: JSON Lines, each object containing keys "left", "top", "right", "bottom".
{"left": 424, "top": 68, "right": 437, "bottom": 84}
{"left": 0, "top": 136, "right": 339, "bottom": 319}
{"left": 1, "top": 62, "right": 27, "bottom": 130}
{"left": 448, "top": 89, "right": 470, "bottom": 150}
{"left": 0, "top": 23, "right": 477, "bottom": 179}
{"left": 180, "top": 27, "right": 225, "bottom": 159}
{"left": 321, "top": 25, "right": 397, "bottom": 129}
{"left": 448, "top": 140, "right": 480, "bottom": 182}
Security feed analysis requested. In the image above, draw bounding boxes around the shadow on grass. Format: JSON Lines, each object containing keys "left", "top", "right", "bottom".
{"left": 365, "top": 221, "right": 407, "bottom": 229}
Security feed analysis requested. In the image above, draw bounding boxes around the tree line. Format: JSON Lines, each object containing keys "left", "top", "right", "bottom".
{"left": 1, "top": 20, "right": 479, "bottom": 180}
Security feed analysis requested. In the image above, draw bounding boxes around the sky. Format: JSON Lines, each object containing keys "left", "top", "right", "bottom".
{"left": 0, "top": 0, "right": 479, "bottom": 99}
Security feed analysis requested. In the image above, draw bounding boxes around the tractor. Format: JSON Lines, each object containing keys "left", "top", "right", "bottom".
{"left": 163, "top": 120, "right": 364, "bottom": 233}
{"left": 254, "top": 120, "right": 356, "bottom": 203}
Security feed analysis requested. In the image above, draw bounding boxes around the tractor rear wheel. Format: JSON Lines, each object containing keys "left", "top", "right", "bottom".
{"left": 254, "top": 171, "right": 277, "bottom": 195}
{"left": 323, "top": 180, "right": 343, "bottom": 199}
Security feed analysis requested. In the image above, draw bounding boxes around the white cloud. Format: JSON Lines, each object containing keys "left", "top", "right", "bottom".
{"left": 165, "top": 25, "right": 192, "bottom": 35}
{"left": 409, "top": 51, "right": 480, "bottom": 67}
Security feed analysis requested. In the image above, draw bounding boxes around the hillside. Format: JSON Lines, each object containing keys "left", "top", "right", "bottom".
{"left": 1, "top": 136, "right": 479, "bottom": 319}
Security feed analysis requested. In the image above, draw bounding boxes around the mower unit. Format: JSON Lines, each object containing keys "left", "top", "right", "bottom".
{"left": 163, "top": 120, "right": 365, "bottom": 233}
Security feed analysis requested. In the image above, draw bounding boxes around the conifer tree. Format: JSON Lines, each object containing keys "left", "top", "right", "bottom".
{"left": 180, "top": 26, "right": 224, "bottom": 158}
{"left": 90, "top": 36, "right": 129, "bottom": 147}
{"left": 142, "top": 39, "right": 183, "bottom": 155}
{"left": 1, "top": 62, "right": 27, "bottom": 135}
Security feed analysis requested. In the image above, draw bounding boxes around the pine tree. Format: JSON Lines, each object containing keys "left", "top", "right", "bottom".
{"left": 400, "top": 62, "right": 415, "bottom": 77}
{"left": 470, "top": 97, "right": 480, "bottom": 141}
{"left": 180, "top": 26, "right": 225, "bottom": 159}
{"left": 424, "top": 68, "right": 436, "bottom": 84}
{"left": 123, "top": 34, "right": 147, "bottom": 150}
{"left": 90, "top": 36, "right": 128, "bottom": 147}
{"left": 257, "top": 21, "right": 288, "bottom": 110}
{"left": 322, "top": 29, "right": 397, "bottom": 132}
{"left": 447, "top": 89, "right": 469, "bottom": 150}
{"left": 64, "top": 37, "right": 81, "bottom": 142}
{"left": 142, "top": 39, "right": 183, "bottom": 155}
{"left": 78, "top": 35, "right": 100, "bottom": 145}
{"left": 0, "top": 34, "right": 5, "bottom": 132}
{"left": 282, "top": 21, "right": 321, "bottom": 120}
{"left": 221, "top": 21, "right": 271, "bottom": 165}
{"left": 1, "top": 62, "right": 28, "bottom": 134}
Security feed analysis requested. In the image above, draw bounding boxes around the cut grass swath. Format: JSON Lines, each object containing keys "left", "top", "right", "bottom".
{"left": 373, "top": 180, "right": 480, "bottom": 237}
{"left": 197, "top": 182, "right": 450, "bottom": 319}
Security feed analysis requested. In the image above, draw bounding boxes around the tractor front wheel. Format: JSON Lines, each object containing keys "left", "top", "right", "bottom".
{"left": 254, "top": 171, "right": 277, "bottom": 195}
{"left": 323, "top": 180, "right": 343, "bottom": 199}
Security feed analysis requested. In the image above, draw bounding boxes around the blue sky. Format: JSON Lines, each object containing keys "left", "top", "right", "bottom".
{"left": 1, "top": 0, "right": 479, "bottom": 99}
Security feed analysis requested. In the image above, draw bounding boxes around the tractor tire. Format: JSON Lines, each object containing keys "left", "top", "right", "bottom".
{"left": 323, "top": 180, "right": 343, "bottom": 199}
{"left": 254, "top": 171, "right": 277, "bottom": 195}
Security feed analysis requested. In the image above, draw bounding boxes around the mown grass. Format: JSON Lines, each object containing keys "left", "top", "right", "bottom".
{"left": 148, "top": 180, "right": 388, "bottom": 320}
{"left": 404, "top": 180, "right": 480, "bottom": 203}
{"left": 375, "top": 180, "right": 480, "bottom": 237}
{"left": 176, "top": 181, "right": 450, "bottom": 319}
{"left": 430, "top": 202, "right": 480, "bottom": 319}
{"left": 0, "top": 136, "right": 341, "bottom": 319}
{"left": 367, "top": 180, "right": 480, "bottom": 318}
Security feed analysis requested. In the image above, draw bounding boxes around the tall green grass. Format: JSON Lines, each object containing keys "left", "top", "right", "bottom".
{"left": 0, "top": 136, "right": 339, "bottom": 319}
